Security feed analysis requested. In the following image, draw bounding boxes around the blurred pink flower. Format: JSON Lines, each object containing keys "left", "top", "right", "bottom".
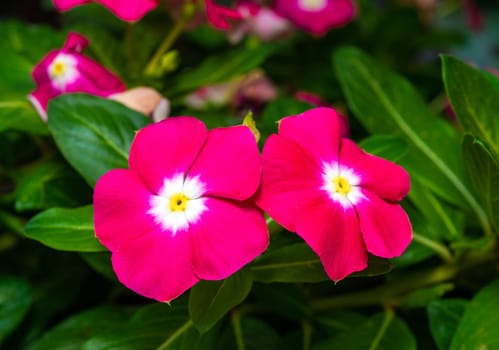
{"left": 205, "top": 0, "right": 243, "bottom": 29}
{"left": 29, "top": 32, "right": 125, "bottom": 120}
{"left": 228, "top": 1, "right": 292, "bottom": 43}
{"left": 273, "top": 0, "right": 356, "bottom": 36}
{"left": 94, "top": 117, "right": 268, "bottom": 302}
{"left": 52, "top": 0, "right": 158, "bottom": 21}
{"left": 256, "top": 108, "right": 412, "bottom": 281}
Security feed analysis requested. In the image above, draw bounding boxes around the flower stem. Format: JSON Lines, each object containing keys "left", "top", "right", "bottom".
{"left": 368, "top": 308, "right": 394, "bottom": 350}
{"left": 144, "top": 2, "right": 199, "bottom": 77}
{"left": 302, "top": 321, "right": 312, "bottom": 350}
{"left": 232, "top": 310, "right": 246, "bottom": 350}
{"left": 126, "top": 22, "right": 137, "bottom": 71}
{"left": 412, "top": 232, "right": 454, "bottom": 263}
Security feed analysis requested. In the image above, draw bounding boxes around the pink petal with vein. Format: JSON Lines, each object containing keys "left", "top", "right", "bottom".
{"left": 190, "top": 197, "right": 268, "bottom": 280}
{"left": 340, "top": 138, "right": 410, "bottom": 202}
{"left": 129, "top": 117, "right": 207, "bottom": 193}
{"left": 188, "top": 125, "right": 260, "bottom": 200}
{"left": 255, "top": 134, "right": 322, "bottom": 231}
{"left": 355, "top": 190, "right": 412, "bottom": 258}
{"left": 112, "top": 229, "right": 198, "bottom": 302}
{"left": 295, "top": 191, "right": 368, "bottom": 281}
{"left": 278, "top": 107, "right": 342, "bottom": 163}
{"left": 93, "top": 169, "right": 156, "bottom": 251}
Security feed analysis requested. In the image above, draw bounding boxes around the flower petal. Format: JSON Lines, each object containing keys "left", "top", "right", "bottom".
{"left": 188, "top": 125, "right": 261, "bottom": 200}
{"left": 340, "top": 138, "right": 410, "bottom": 202}
{"left": 129, "top": 117, "right": 207, "bottom": 193}
{"left": 189, "top": 198, "right": 268, "bottom": 280}
{"left": 355, "top": 190, "right": 412, "bottom": 258}
{"left": 53, "top": 0, "right": 91, "bottom": 12}
{"left": 111, "top": 228, "right": 198, "bottom": 302}
{"left": 97, "top": 0, "right": 158, "bottom": 21}
{"left": 278, "top": 107, "right": 342, "bottom": 163}
{"left": 255, "top": 134, "right": 322, "bottom": 231}
{"left": 93, "top": 169, "right": 157, "bottom": 251}
{"left": 295, "top": 191, "right": 368, "bottom": 281}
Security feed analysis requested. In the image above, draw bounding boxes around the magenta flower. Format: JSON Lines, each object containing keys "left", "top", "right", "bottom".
{"left": 205, "top": 0, "right": 243, "bottom": 29}
{"left": 255, "top": 108, "right": 412, "bottom": 281}
{"left": 53, "top": 0, "right": 158, "bottom": 22}
{"left": 273, "top": 0, "right": 356, "bottom": 36}
{"left": 29, "top": 32, "right": 125, "bottom": 120}
{"left": 93, "top": 117, "right": 269, "bottom": 302}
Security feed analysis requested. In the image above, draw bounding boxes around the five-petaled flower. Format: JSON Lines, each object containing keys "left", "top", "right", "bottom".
{"left": 93, "top": 117, "right": 269, "bottom": 302}
{"left": 273, "top": 0, "right": 356, "bottom": 36}
{"left": 53, "top": 0, "right": 158, "bottom": 22}
{"left": 29, "top": 32, "right": 125, "bottom": 120}
{"left": 255, "top": 108, "right": 412, "bottom": 281}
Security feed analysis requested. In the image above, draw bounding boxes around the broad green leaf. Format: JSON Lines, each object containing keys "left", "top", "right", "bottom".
{"left": 27, "top": 307, "right": 128, "bottom": 350}
{"left": 189, "top": 269, "right": 252, "bottom": 333}
{"left": 0, "top": 276, "right": 31, "bottom": 345}
{"left": 333, "top": 47, "right": 486, "bottom": 228}
{"left": 220, "top": 317, "right": 280, "bottom": 350}
{"left": 442, "top": 55, "right": 499, "bottom": 162}
{"left": 15, "top": 161, "right": 91, "bottom": 211}
{"left": 250, "top": 243, "right": 328, "bottom": 283}
{"left": 24, "top": 205, "right": 105, "bottom": 252}
{"left": 351, "top": 255, "right": 393, "bottom": 278}
{"left": 83, "top": 303, "right": 204, "bottom": 350}
{"left": 0, "top": 99, "right": 47, "bottom": 135}
{"left": 427, "top": 299, "right": 468, "bottom": 350}
{"left": 462, "top": 135, "right": 499, "bottom": 231}
{"left": 169, "top": 45, "right": 276, "bottom": 95}
{"left": 358, "top": 135, "right": 409, "bottom": 163}
{"left": 48, "top": 94, "right": 150, "bottom": 186}
{"left": 451, "top": 279, "right": 499, "bottom": 350}
{"left": 252, "top": 284, "right": 311, "bottom": 320}
{"left": 314, "top": 312, "right": 416, "bottom": 350}
{"left": 399, "top": 283, "right": 454, "bottom": 308}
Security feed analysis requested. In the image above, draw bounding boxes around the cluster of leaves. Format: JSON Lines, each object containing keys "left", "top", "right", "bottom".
{"left": 1, "top": 1, "right": 499, "bottom": 349}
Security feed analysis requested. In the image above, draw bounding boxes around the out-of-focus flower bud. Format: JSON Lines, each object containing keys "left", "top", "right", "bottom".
{"left": 110, "top": 87, "right": 170, "bottom": 122}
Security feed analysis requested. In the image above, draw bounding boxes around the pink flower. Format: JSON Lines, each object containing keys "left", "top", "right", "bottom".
{"left": 53, "top": 0, "right": 158, "bottom": 22}
{"left": 29, "top": 32, "right": 125, "bottom": 120}
{"left": 93, "top": 117, "right": 269, "bottom": 302}
{"left": 205, "top": 0, "right": 243, "bottom": 29}
{"left": 273, "top": 0, "right": 356, "bottom": 36}
{"left": 255, "top": 108, "right": 412, "bottom": 281}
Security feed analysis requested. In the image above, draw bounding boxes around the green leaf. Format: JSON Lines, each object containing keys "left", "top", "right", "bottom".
{"left": 462, "top": 135, "right": 499, "bottom": 231}
{"left": 24, "top": 205, "right": 105, "bottom": 252}
{"left": 351, "top": 255, "right": 393, "bottom": 278}
{"left": 450, "top": 278, "right": 499, "bottom": 349}
{"left": 27, "top": 307, "right": 128, "bottom": 350}
{"left": 333, "top": 47, "right": 486, "bottom": 226}
{"left": 220, "top": 317, "right": 280, "bottom": 350}
{"left": 189, "top": 269, "right": 252, "bottom": 333}
{"left": 400, "top": 283, "right": 454, "bottom": 309}
{"left": 83, "top": 303, "right": 199, "bottom": 350}
{"left": 427, "top": 299, "right": 468, "bottom": 350}
{"left": 442, "top": 55, "right": 499, "bottom": 162}
{"left": 250, "top": 243, "right": 328, "bottom": 283}
{"left": 169, "top": 45, "right": 276, "bottom": 95}
{"left": 314, "top": 312, "right": 416, "bottom": 350}
{"left": 358, "top": 135, "right": 409, "bottom": 163}
{"left": 79, "top": 252, "right": 116, "bottom": 281}
{"left": 252, "top": 284, "right": 311, "bottom": 321}
{"left": 48, "top": 94, "right": 151, "bottom": 186}
{"left": 0, "top": 99, "right": 47, "bottom": 134}
{"left": 315, "top": 311, "right": 368, "bottom": 336}
{"left": 15, "top": 161, "right": 91, "bottom": 211}
{"left": 0, "top": 276, "right": 31, "bottom": 346}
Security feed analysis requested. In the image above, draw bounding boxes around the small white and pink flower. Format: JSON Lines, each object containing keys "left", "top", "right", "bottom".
{"left": 93, "top": 117, "right": 269, "bottom": 302}
{"left": 256, "top": 108, "right": 412, "bottom": 281}
{"left": 29, "top": 32, "right": 125, "bottom": 120}
{"left": 273, "top": 0, "right": 357, "bottom": 36}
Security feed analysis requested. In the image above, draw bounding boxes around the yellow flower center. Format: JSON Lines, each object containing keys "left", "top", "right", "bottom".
{"left": 51, "top": 61, "right": 66, "bottom": 77}
{"left": 332, "top": 176, "right": 351, "bottom": 195}
{"left": 299, "top": 0, "right": 327, "bottom": 11}
{"left": 169, "top": 193, "right": 189, "bottom": 212}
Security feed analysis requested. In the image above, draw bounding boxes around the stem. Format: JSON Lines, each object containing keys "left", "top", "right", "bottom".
{"left": 144, "top": 3, "right": 198, "bottom": 76}
{"left": 413, "top": 232, "right": 454, "bottom": 263}
{"left": 368, "top": 309, "right": 394, "bottom": 350}
{"left": 126, "top": 22, "right": 137, "bottom": 71}
{"left": 232, "top": 310, "right": 246, "bottom": 350}
{"left": 302, "top": 321, "right": 312, "bottom": 350}
{"left": 311, "top": 264, "right": 459, "bottom": 310}
{"left": 156, "top": 320, "right": 193, "bottom": 350}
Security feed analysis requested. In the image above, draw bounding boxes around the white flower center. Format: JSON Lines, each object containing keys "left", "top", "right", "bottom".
{"left": 298, "top": 0, "right": 327, "bottom": 11}
{"left": 47, "top": 53, "right": 79, "bottom": 90}
{"left": 321, "top": 162, "right": 364, "bottom": 208}
{"left": 148, "top": 174, "right": 207, "bottom": 236}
